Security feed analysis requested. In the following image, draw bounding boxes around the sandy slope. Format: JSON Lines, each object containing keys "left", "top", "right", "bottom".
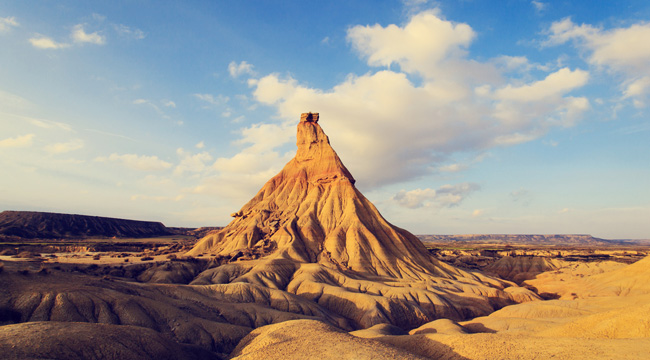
{"left": 346, "top": 255, "right": 650, "bottom": 359}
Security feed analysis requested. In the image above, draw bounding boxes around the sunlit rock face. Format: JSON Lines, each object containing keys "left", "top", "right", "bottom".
{"left": 190, "top": 112, "right": 442, "bottom": 278}
{"left": 188, "top": 113, "right": 538, "bottom": 329}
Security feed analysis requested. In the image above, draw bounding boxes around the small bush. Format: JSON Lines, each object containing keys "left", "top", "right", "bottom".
{"left": 124, "top": 258, "right": 129, "bottom": 262}
{"left": 92, "top": 254, "right": 101, "bottom": 260}
{"left": 140, "top": 256, "right": 154, "bottom": 261}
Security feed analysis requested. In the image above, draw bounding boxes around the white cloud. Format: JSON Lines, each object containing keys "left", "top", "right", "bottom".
{"left": 392, "top": 182, "right": 480, "bottom": 209}
{"left": 347, "top": 9, "right": 475, "bottom": 78}
{"left": 531, "top": 1, "right": 547, "bottom": 12}
{"left": 0, "top": 134, "right": 34, "bottom": 148}
{"left": 0, "top": 16, "right": 19, "bottom": 33}
{"left": 228, "top": 61, "right": 255, "bottom": 78}
{"left": 546, "top": 18, "right": 650, "bottom": 105}
{"left": 71, "top": 24, "right": 105, "bottom": 45}
{"left": 95, "top": 153, "right": 172, "bottom": 171}
{"left": 113, "top": 24, "right": 145, "bottom": 40}
{"left": 494, "top": 68, "right": 588, "bottom": 102}
{"left": 44, "top": 139, "right": 84, "bottom": 154}
{"left": 29, "top": 35, "right": 70, "bottom": 49}
{"left": 191, "top": 9, "right": 591, "bottom": 194}
{"left": 194, "top": 93, "right": 229, "bottom": 106}
{"left": 195, "top": 141, "right": 205, "bottom": 149}
{"left": 174, "top": 148, "right": 213, "bottom": 175}
{"left": 237, "top": 10, "right": 590, "bottom": 188}
{"left": 163, "top": 100, "right": 176, "bottom": 108}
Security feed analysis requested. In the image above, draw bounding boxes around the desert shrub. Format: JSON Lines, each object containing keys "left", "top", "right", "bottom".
{"left": 92, "top": 254, "right": 101, "bottom": 260}
{"left": 124, "top": 258, "right": 129, "bottom": 262}
{"left": 166, "top": 254, "right": 178, "bottom": 260}
{"left": 140, "top": 256, "right": 154, "bottom": 261}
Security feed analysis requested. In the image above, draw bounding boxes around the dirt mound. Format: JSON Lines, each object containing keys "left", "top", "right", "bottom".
{"left": 0, "top": 210, "right": 171, "bottom": 239}
{"left": 484, "top": 256, "right": 562, "bottom": 283}
{"left": 0, "top": 321, "right": 218, "bottom": 360}
{"left": 230, "top": 319, "right": 427, "bottom": 360}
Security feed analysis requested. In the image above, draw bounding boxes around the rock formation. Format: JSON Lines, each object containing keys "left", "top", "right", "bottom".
{"left": 188, "top": 113, "right": 538, "bottom": 329}
{"left": 190, "top": 112, "right": 446, "bottom": 278}
{"left": 0, "top": 211, "right": 171, "bottom": 239}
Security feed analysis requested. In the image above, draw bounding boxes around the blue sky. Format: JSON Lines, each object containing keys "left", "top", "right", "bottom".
{"left": 1, "top": 0, "right": 649, "bottom": 239}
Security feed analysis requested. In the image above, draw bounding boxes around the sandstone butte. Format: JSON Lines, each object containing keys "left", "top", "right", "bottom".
{"left": 187, "top": 112, "right": 539, "bottom": 329}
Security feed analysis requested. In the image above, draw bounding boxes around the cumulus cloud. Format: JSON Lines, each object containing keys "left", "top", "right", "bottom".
{"left": 393, "top": 182, "right": 480, "bottom": 208}
{"left": 71, "top": 24, "right": 105, "bottom": 45}
{"left": 348, "top": 9, "right": 475, "bottom": 79}
{"left": 29, "top": 35, "right": 70, "bottom": 49}
{"left": 228, "top": 61, "right": 255, "bottom": 78}
{"left": 0, "top": 134, "right": 34, "bottom": 148}
{"left": 0, "top": 16, "right": 19, "bottom": 33}
{"left": 44, "top": 139, "right": 84, "bottom": 154}
{"left": 95, "top": 153, "right": 172, "bottom": 171}
{"left": 202, "top": 9, "right": 590, "bottom": 193}
{"left": 546, "top": 18, "right": 650, "bottom": 105}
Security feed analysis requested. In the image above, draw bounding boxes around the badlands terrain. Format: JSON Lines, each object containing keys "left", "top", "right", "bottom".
{"left": 2, "top": 113, "right": 650, "bottom": 359}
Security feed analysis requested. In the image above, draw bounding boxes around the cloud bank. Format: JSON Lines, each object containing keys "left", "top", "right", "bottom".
{"left": 228, "top": 9, "right": 590, "bottom": 190}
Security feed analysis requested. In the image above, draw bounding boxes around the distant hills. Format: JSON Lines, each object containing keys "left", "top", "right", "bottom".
{"left": 0, "top": 211, "right": 172, "bottom": 239}
{"left": 0, "top": 210, "right": 639, "bottom": 245}
{"left": 417, "top": 234, "right": 627, "bottom": 246}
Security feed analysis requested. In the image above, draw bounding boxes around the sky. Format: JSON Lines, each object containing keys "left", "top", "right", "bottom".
{"left": 1, "top": 1, "right": 649, "bottom": 239}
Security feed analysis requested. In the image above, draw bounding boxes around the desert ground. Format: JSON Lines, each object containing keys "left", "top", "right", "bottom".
{"left": 2, "top": 114, "right": 650, "bottom": 359}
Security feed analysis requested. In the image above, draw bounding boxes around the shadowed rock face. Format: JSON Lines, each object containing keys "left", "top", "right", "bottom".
{"left": 0, "top": 322, "right": 219, "bottom": 360}
{"left": 0, "top": 211, "right": 171, "bottom": 239}
{"left": 187, "top": 113, "right": 539, "bottom": 329}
